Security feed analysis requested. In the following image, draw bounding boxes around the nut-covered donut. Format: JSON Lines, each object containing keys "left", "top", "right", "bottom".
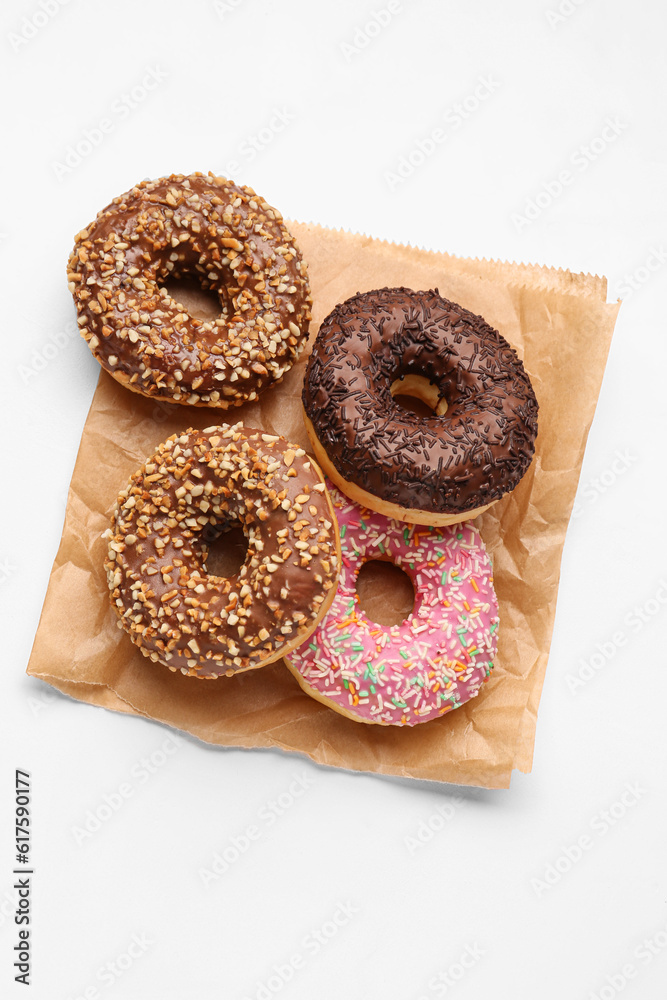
{"left": 104, "top": 424, "right": 340, "bottom": 678}
{"left": 302, "top": 287, "right": 538, "bottom": 526}
{"left": 68, "top": 173, "right": 312, "bottom": 407}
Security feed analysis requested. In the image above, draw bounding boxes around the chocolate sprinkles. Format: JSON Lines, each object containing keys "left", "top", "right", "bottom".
{"left": 302, "top": 287, "right": 539, "bottom": 515}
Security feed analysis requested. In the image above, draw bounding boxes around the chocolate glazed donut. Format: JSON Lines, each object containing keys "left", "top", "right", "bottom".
{"left": 302, "top": 287, "right": 538, "bottom": 526}
{"left": 105, "top": 424, "right": 341, "bottom": 678}
{"left": 67, "top": 173, "right": 312, "bottom": 408}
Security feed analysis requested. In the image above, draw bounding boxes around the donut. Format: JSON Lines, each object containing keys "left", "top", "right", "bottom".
{"left": 104, "top": 424, "right": 340, "bottom": 678}
{"left": 302, "top": 287, "right": 538, "bottom": 526}
{"left": 67, "top": 172, "right": 312, "bottom": 408}
{"left": 284, "top": 484, "right": 499, "bottom": 726}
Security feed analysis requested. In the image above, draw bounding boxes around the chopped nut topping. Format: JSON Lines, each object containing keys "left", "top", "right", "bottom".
{"left": 104, "top": 425, "right": 340, "bottom": 679}
{"left": 68, "top": 173, "right": 312, "bottom": 409}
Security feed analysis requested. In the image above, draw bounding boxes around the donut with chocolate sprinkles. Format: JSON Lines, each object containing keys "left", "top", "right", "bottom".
{"left": 104, "top": 424, "right": 340, "bottom": 678}
{"left": 302, "top": 287, "right": 538, "bottom": 526}
{"left": 68, "top": 173, "right": 312, "bottom": 407}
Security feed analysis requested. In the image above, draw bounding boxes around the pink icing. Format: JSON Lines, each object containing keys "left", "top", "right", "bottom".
{"left": 286, "top": 484, "right": 500, "bottom": 726}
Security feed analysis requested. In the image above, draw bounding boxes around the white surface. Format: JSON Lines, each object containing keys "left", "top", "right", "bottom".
{"left": 2, "top": 1, "right": 667, "bottom": 997}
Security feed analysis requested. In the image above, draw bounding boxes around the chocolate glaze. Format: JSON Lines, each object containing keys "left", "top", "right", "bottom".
{"left": 302, "top": 288, "right": 539, "bottom": 514}
{"left": 105, "top": 424, "right": 339, "bottom": 678}
{"left": 67, "top": 173, "right": 312, "bottom": 407}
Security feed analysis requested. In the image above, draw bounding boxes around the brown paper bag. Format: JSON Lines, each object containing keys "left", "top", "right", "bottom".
{"left": 26, "top": 223, "right": 620, "bottom": 788}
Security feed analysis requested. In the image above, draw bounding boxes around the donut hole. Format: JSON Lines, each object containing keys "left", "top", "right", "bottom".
{"left": 161, "top": 274, "right": 228, "bottom": 322}
{"left": 356, "top": 560, "right": 415, "bottom": 626}
{"left": 198, "top": 522, "right": 249, "bottom": 578}
{"left": 390, "top": 373, "right": 448, "bottom": 417}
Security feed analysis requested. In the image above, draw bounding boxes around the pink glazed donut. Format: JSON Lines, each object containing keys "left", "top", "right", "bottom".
{"left": 284, "top": 484, "right": 499, "bottom": 726}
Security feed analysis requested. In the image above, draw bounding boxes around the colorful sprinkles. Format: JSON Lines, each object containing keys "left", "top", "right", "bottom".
{"left": 284, "top": 484, "right": 500, "bottom": 726}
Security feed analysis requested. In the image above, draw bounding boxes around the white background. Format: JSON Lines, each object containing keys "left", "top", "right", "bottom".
{"left": 2, "top": 1, "right": 667, "bottom": 998}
